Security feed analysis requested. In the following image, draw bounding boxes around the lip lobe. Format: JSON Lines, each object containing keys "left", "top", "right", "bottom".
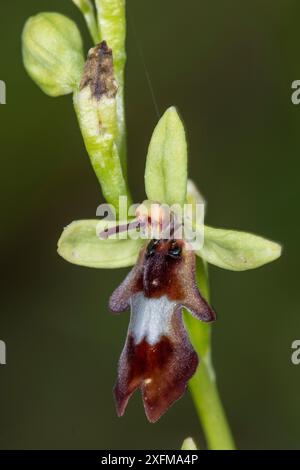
{"left": 114, "top": 312, "right": 198, "bottom": 423}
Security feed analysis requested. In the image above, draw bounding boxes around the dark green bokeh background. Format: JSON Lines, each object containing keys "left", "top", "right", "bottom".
{"left": 0, "top": 0, "right": 299, "bottom": 449}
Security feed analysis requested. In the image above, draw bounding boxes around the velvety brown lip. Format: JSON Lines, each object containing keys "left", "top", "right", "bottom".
{"left": 109, "top": 238, "right": 216, "bottom": 422}
{"left": 114, "top": 330, "right": 198, "bottom": 423}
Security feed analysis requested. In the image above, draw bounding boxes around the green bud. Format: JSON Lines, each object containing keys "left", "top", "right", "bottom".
{"left": 181, "top": 437, "right": 198, "bottom": 450}
{"left": 22, "top": 12, "right": 85, "bottom": 97}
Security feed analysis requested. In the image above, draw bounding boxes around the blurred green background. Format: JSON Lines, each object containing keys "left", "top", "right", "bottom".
{"left": 0, "top": 0, "right": 299, "bottom": 450}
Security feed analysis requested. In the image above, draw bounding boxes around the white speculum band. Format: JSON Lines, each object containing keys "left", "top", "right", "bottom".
{"left": 129, "top": 293, "right": 176, "bottom": 346}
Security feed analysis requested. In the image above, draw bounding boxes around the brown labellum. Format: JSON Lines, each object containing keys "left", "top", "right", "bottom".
{"left": 109, "top": 239, "right": 216, "bottom": 422}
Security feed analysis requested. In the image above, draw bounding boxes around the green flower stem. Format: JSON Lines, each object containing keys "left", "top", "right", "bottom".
{"left": 72, "top": 0, "right": 100, "bottom": 44}
{"left": 184, "top": 258, "right": 235, "bottom": 450}
{"left": 95, "top": 0, "right": 127, "bottom": 172}
{"left": 95, "top": 0, "right": 126, "bottom": 82}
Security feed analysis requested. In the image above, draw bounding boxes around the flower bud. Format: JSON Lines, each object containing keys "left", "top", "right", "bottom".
{"left": 22, "top": 12, "right": 85, "bottom": 97}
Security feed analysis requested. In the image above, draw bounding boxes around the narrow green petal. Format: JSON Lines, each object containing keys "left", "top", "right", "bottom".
{"left": 186, "top": 179, "right": 206, "bottom": 211}
{"left": 145, "top": 107, "right": 188, "bottom": 206}
{"left": 72, "top": 0, "right": 100, "bottom": 44}
{"left": 58, "top": 220, "right": 143, "bottom": 268}
{"left": 197, "top": 226, "right": 282, "bottom": 271}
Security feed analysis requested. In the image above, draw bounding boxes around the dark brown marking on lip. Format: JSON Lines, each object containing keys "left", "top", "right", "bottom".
{"left": 110, "top": 239, "right": 216, "bottom": 422}
{"left": 114, "top": 313, "right": 199, "bottom": 423}
{"left": 80, "top": 40, "right": 118, "bottom": 100}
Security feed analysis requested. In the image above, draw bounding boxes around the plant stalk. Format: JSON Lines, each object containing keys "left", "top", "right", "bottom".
{"left": 184, "top": 258, "right": 235, "bottom": 450}
{"left": 88, "top": 1, "right": 235, "bottom": 448}
{"left": 72, "top": 0, "right": 101, "bottom": 44}
{"left": 95, "top": 0, "right": 127, "bottom": 174}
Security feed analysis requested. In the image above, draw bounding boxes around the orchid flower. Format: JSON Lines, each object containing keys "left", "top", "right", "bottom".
{"left": 22, "top": 0, "right": 282, "bottom": 447}
{"left": 57, "top": 106, "right": 281, "bottom": 422}
{"left": 110, "top": 238, "right": 215, "bottom": 423}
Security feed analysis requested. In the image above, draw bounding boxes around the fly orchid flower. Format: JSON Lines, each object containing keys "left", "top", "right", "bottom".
{"left": 57, "top": 107, "right": 281, "bottom": 422}
{"left": 22, "top": 1, "right": 282, "bottom": 430}
{"left": 110, "top": 237, "right": 215, "bottom": 422}
{"left": 98, "top": 203, "right": 215, "bottom": 422}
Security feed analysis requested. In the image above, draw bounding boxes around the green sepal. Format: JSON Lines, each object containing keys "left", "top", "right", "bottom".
{"left": 197, "top": 225, "right": 282, "bottom": 271}
{"left": 145, "top": 107, "right": 188, "bottom": 207}
{"left": 57, "top": 219, "right": 143, "bottom": 268}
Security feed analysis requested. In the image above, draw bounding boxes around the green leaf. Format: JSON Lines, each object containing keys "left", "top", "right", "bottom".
{"left": 145, "top": 107, "right": 188, "bottom": 206}
{"left": 22, "top": 12, "right": 84, "bottom": 97}
{"left": 57, "top": 220, "right": 143, "bottom": 268}
{"left": 181, "top": 437, "right": 198, "bottom": 450}
{"left": 197, "top": 226, "right": 282, "bottom": 271}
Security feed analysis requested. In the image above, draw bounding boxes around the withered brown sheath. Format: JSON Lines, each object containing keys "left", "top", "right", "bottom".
{"left": 109, "top": 239, "right": 216, "bottom": 423}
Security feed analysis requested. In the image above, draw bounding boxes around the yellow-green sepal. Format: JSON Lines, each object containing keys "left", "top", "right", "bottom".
{"left": 197, "top": 225, "right": 282, "bottom": 271}
{"left": 145, "top": 107, "right": 188, "bottom": 207}
{"left": 58, "top": 220, "right": 144, "bottom": 269}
